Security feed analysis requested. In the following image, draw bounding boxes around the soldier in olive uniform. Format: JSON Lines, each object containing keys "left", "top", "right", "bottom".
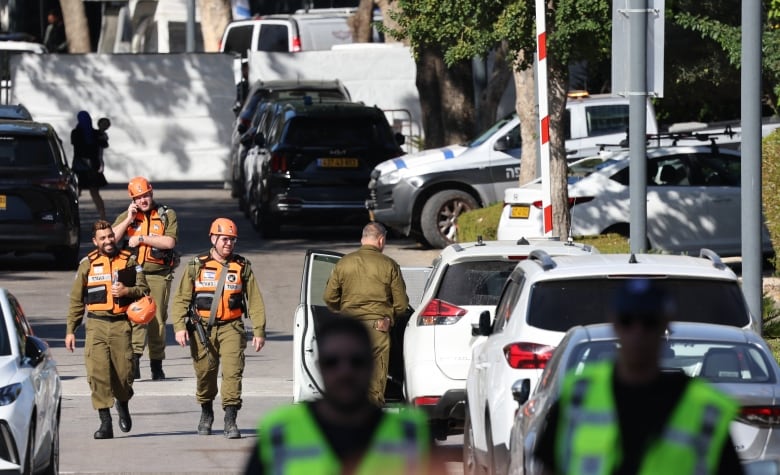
{"left": 66, "top": 220, "right": 149, "bottom": 439}
{"left": 171, "top": 218, "right": 266, "bottom": 439}
{"left": 323, "top": 222, "right": 409, "bottom": 407}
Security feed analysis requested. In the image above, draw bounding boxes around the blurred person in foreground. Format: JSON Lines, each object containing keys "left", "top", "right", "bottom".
{"left": 533, "top": 279, "right": 743, "bottom": 475}
{"left": 323, "top": 222, "right": 409, "bottom": 407}
{"left": 244, "top": 317, "right": 431, "bottom": 474}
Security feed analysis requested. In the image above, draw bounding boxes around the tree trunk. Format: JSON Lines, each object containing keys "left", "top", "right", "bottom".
{"left": 376, "top": 0, "right": 404, "bottom": 44}
{"left": 477, "top": 41, "right": 512, "bottom": 131}
{"left": 547, "top": 62, "right": 570, "bottom": 238}
{"left": 348, "top": 0, "right": 374, "bottom": 43}
{"left": 515, "top": 52, "right": 539, "bottom": 186}
{"left": 199, "top": 0, "right": 232, "bottom": 52}
{"left": 439, "top": 57, "right": 476, "bottom": 145}
{"left": 59, "top": 0, "right": 91, "bottom": 53}
{"left": 415, "top": 44, "right": 445, "bottom": 148}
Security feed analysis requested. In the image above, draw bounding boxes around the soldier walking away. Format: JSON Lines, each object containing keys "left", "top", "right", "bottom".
{"left": 65, "top": 220, "right": 149, "bottom": 439}
{"left": 113, "top": 177, "right": 179, "bottom": 380}
{"left": 533, "top": 279, "right": 744, "bottom": 475}
{"left": 171, "top": 218, "right": 267, "bottom": 439}
{"left": 244, "top": 317, "right": 431, "bottom": 475}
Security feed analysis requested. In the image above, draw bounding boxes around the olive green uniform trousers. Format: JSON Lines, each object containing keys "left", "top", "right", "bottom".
{"left": 362, "top": 321, "right": 391, "bottom": 407}
{"left": 189, "top": 319, "right": 247, "bottom": 408}
{"left": 85, "top": 317, "right": 134, "bottom": 410}
{"left": 130, "top": 272, "right": 172, "bottom": 360}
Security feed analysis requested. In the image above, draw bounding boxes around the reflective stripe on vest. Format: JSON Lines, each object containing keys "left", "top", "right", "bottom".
{"left": 125, "top": 208, "right": 168, "bottom": 266}
{"left": 555, "top": 362, "right": 737, "bottom": 475}
{"left": 258, "top": 404, "right": 429, "bottom": 475}
{"left": 85, "top": 250, "right": 133, "bottom": 314}
{"left": 193, "top": 256, "right": 244, "bottom": 321}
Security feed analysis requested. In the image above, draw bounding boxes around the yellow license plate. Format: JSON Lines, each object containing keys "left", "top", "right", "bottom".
{"left": 0, "top": 195, "right": 5, "bottom": 210}
{"left": 510, "top": 205, "right": 530, "bottom": 219}
{"left": 318, "top": 158, "right": 359, "bottom": 168}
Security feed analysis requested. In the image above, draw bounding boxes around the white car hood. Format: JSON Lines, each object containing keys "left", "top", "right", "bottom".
{"left": 374, "top": 144, "right": 468, "bottom": 175}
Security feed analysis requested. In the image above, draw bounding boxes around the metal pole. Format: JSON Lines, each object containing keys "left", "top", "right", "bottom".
{"left": 186, "top": 0, "right": 196, "bottom": 53}
{"left": 742, "top": 0, "right": 763, "bottom": 327}
{"left": 628, "top": 0, "right": 648, "bottom": 253}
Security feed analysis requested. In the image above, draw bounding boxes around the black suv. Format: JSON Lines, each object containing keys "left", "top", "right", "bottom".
{"left": 248, "top": 101, "right": 404, "bottom": 237}
{"left": 0, "top": 121, "right": 80, "bottom": 267}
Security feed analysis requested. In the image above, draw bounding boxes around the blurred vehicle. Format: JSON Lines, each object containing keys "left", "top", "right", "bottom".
{"left": 246, "top": 100, "right": 404, "bottom": 237}
{"left": 229, "top": 79, "right": 351, "bottom": 201}
{"left": 0, "top": 121, "right": 80, "bottom": 268}
{"left": 404, "top": 238, "right": 596, "bottom": 441}
{"left": 366, "top": 93, "right": 659, "bottom": 249}
{"left": 465, "top": 250, "right": 756, "bottom": 475}
{"left": 293, "top": 250, "right": 431, "bottom": 403}
{"left": 0, "top": 288, "right": 61, "bottom": 474}
{"left": 496, "top": 145, "right": 775, "bottom": 258}
{"left": 508, "top": 323, "right": 780, "bottom": 474}
{"left": 0, "top": 105, "right": 31, "bottom": 121}
{"left": 0, "top": 33, "right": 47, "bottom": 54}
{"left": 131, "top": 0, "right": 204, "bottom": 53}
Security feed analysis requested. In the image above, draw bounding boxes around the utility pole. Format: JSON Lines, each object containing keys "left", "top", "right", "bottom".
{"left": 628, "top": 0, "right": 648, "bottom": 253}
{"left": 186, "top": 0, "right": 196, "bottom": 53}
{"left": 742, "top": 0, "right": 763, "bottom": 327}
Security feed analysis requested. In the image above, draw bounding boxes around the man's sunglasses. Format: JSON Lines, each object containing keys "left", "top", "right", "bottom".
{"left": 320, "top": 354, "right": 371, "bottom": 371}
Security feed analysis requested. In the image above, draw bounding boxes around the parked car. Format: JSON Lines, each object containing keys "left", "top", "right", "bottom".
{"left": 404, "top": 238, "right": 597, "bottom": 441}
{"left": 131, "top": 0, "right": 204, "bottom": 53}
{"left": 229, "top": 79, "right": 351, "bottom": 200}
{"left": 247, "top": 100, "right": 404, "bottom": 237}
{"left": 0, "top": 121, "right": 80, "bottom": 268}
{"left": 367, "top": 93, "right": 659, "bottom": 248}
{"left": 496, "top": 145, "right": 775, "bottom": 258}
{"left": 0, "top": 105, "right": 32, "bottom": 121}
{"left": 0, "top": 288, "right": 61, "bottom": 474}
{"left": 293, "top": 249, "right": 431, "bottom": 403}
{"left": 465, "top": 250, "right": 756, "bottom": 475}
{"left": 507, "top": 322, "right": 780, "bottom": 474}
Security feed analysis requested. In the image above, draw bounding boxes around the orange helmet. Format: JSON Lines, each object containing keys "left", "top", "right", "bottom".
{"left": 128, "top": 177, "right": 153, "bottom": 198}
{"left": 127, "top": 295, "right": 157, "bottom": 325}
{"left": 209, "top": 218, "right": 238, "bottom": 238}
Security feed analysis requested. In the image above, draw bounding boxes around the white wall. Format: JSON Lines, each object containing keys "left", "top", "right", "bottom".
{"left": 12, "top": 53, "right": 234, "bottom": 182}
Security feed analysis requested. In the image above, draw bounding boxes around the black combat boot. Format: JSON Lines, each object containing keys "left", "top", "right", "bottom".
{"left": 133, "top": 353, "right": 141, "bottom": 380}
{"left": 150, "top": 359, "right": 165, "bottom": 380}
{"left": 198, "top": 402, "right": 214, "bottom": 436}
{"left": 224, "top": 405, "right": 241, "bottom": 439}
{"left": 94, "top": 408, "right": 113, "bottom": 439}
{"left": 115, "top": 400, "right": 132, "bottom": 432}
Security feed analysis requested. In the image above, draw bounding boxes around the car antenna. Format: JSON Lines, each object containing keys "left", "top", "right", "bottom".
{"left": 476, "top": 235, "right": 485, "bottom": 246}
{"left": 516, "top": 237, "right": 530, "bottom": 245}
{"left": 629, "top": 253, "right": 638, "bottom": 264}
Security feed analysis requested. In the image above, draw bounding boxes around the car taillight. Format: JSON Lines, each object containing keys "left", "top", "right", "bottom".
{"left": 413, "top": 396, "right": 440, "bottom": 406}
{"left": 417, "top": 299, "right": 467, "bottom": 326}
{"left": 36, "top": 177, "right": 69, "bottom": 190}
{"left": 503, "top": 343, "right": 555, "bottom": 369}
{"left": 738, "top": 406, "right": 780, "bottom": 426}
{"left": 270, "top": 153, "right": 288, "bottom": 172}
{"left": 532, "top": 197, "right": 593, "bottom": 209}
{"left": 291, "top": 36, "right": 302, "bottom": 52}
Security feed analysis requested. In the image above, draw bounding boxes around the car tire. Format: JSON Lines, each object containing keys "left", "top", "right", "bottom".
{"left": 53, "top": 243, "right": 79, "bottom": 270}
{"left": 41, "top": 405, "right": 59, "bottom": 475}
{"left": 420, "top": 190, "right": 478, "bottom": 249}
{"left": 463, "top": 409, "right": 482, "bottom": 475}
{"left": 259, "top": 208, "right": 281, "bottom": 239}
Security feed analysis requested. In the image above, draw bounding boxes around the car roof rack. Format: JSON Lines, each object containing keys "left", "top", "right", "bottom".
{"left": 528, "top": 249, "right": 556, "bottom": 271}
{"left": 699, "top": 248, "right": 726, "bottom": 270}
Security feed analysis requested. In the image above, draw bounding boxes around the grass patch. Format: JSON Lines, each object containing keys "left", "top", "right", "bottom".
{"left": 574, "top": 234, "right": 631, "bottom": 254}
{"left": 764, "top": 131, "right": 780, "bottom": 270}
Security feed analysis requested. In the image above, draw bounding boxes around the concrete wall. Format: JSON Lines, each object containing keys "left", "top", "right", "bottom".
{"left": 12, "top": 53, "right": 234, "bottom": 182}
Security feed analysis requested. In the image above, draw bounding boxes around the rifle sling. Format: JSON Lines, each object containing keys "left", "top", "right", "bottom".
{"left": 206, "top": 262, "right": 229, "bottom": 333}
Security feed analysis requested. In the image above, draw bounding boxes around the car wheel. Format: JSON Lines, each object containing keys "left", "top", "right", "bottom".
{"left": 420, "top": 190, "right": 478, "bottom": 249}
{"left": 463, "top": 409, "right": 482, "bottom": 475}
{"left": 41, "top": 410, "right": 59, "bottom": 475}
{"left": 53, "top": 244, "right": 79, "bottom": 270}
{"left": 259, "top": 208, "right": 281, "bottom": 239}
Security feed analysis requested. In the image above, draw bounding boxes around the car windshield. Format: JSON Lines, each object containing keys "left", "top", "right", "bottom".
{"left": 468, "top": 114, "right": 516, "bottom": 148}
{"left": 0, "top": 135, "right": 54, "bottom": 168}
{"left": 436, "top": 260, "right": 518, "bottom": 306}
{"left": 566, "top": 340, "right": 774, "bottom": 383}
{"left": 283, "top": 116, "right": 396, "bottom": 148}
{"left": 527, "top": 278, "right": 750, "bottom": 331}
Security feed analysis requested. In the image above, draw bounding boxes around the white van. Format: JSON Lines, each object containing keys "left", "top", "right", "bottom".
{"left": 131, "top": 0, "right": 204, "bottom": 53}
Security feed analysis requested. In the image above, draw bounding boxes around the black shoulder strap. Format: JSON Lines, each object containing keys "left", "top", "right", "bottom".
{"left": 157, "top": 204, "right": 169, "bottom": 229}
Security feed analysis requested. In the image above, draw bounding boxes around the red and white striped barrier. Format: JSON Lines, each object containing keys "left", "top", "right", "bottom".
{"left": 536, "top": 0, "right": 553, "bottom": 235}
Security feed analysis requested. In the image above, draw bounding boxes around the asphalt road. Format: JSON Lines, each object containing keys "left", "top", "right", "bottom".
{"left": 0, "top": 183, "right": 459, "bottom": 474}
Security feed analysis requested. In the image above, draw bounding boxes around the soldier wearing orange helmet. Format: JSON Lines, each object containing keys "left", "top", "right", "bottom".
{"left": 171, "top": 218, "right": 267, "bottom": 439}
{"left": 113, "top": 177, "right": 179, "bottom": 381}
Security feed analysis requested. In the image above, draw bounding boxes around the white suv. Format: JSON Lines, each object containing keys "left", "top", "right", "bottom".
{"left": 403, "top": 238, "right": 596, "bottom": 440}
{"left": 464, "top": 250, "right": 756, "bottom": 475}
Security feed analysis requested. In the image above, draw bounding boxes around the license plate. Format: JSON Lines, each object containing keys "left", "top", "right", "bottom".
{"left": 510, "top": 204, "right": 530, "bottom": 219}
{"left": 318, "top": 158, "right": 359, "bottom": 168}
{"left": 0, "top": 195, "right": 5, "bottom": 210}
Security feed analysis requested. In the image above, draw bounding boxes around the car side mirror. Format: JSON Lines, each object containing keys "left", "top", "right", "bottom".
{"left": 254, "top": 133, "right": 266, "bottom": 147}
{"left": 24, "top": 335, "right": 49, "bottom": 367}
{"left": 478, "top": 310, "right": 493, "bottom": 336}
{"left": 493, "top": 136, "right": 510, "bottom": 152}
{"left": 237, "top": 123, "right": 248, "bottom": 135}
{"left": 394, "top": 132, "right": 406, "bottom": 146}
{"left": 512, "top": 379, "right": 532, "bottom": 406}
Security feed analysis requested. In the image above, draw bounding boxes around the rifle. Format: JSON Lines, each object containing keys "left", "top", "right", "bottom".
{"left": 187, "top": 305, "right": 215, "bottom": 365}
